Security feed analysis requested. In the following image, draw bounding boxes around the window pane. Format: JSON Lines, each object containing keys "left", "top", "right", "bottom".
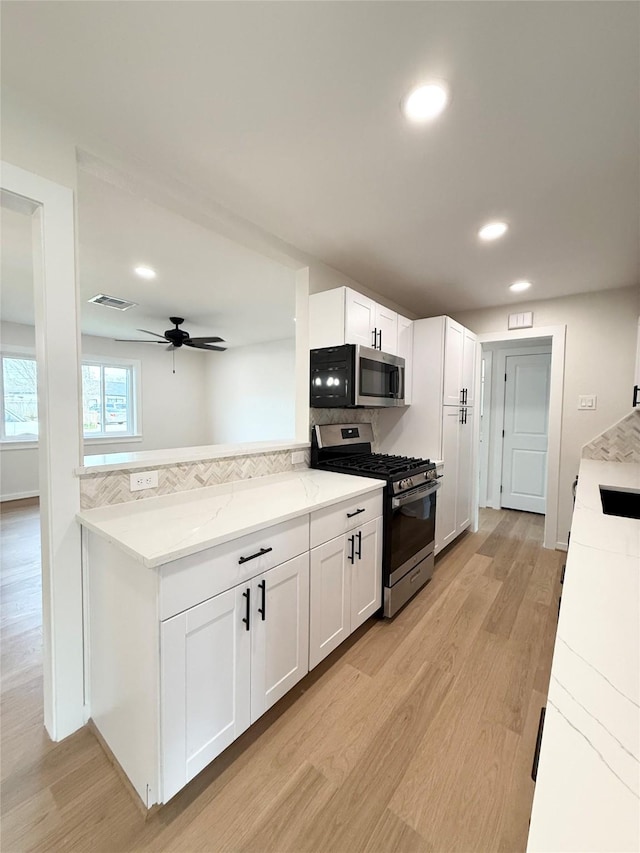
{"left": 104, "top": 367, "right": 129, "bottom": 434}
{"left": 82, "top": 364, "right": 103, "bottom": 434}
{"left": 3, "top": 357, "right": 38, "bottom": 438}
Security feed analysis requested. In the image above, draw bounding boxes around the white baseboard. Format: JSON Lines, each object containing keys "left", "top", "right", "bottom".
{"left": 555, "top": 540, "right": 568, "bottom": 552}
{"left": 0, "top": 489, "right": 40, "bottom": 502}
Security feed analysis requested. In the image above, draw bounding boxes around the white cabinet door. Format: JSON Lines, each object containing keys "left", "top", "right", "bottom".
{"left": 309, "top": 535, "right": 351, "bottom": 670}
{"left": 160, "top": 585, "right": 251, "bottom": 802}
{"left": 251, "top": 553, "right": 309, "bottom": 721}
{"left": 461, "top": 327, "right": 477, "bottom": 407}
{"left": 397, "top": 315, "right": 413, "bottom": 404}
{"left": 436, "top": 409, "right": 460, "bottom": 553}
{"left": 375, "top": 305, "right": 398, "bottom": 355}
{"left": 443, "top": 318, "right": 464, "bottom": 405}
{"left": 345, "top": 289, "right": 376, "bottom": 349}
{"left": 456, "top": 408, "right": 474, "bottom": 534}
{"left": 350, "top": 516, "right": 382, "bottom": 630}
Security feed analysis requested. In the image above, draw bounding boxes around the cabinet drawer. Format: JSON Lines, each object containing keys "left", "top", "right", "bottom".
{"left": 310, "top": 490, "right": 383, "bottom": 549}
{"left": 160, "top": 515, "right": 309, "bottom": 620}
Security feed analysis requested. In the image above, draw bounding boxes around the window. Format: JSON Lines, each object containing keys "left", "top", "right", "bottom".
{"left": 0, "top": 355, "right": 39, "bottom": 440}
{"left": 82, "top": 361, "right": 137, "bottom": 438}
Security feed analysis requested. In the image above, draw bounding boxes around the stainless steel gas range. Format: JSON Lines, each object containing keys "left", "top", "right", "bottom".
{"left": 311, "top": 423, "right": 440, "bottom": 617}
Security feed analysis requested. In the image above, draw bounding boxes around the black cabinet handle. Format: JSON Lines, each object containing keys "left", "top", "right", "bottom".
{"left": 356, "top": 530, "right": 362, "bottom": 559}
{"left": 242, "top": 588, "right": 251, "bottom": 631}
{"left": 560, "top": 564, "right": 566, "bottom": 585}
{"left": 378, "top": 329, "right": 382, "bottom": 350}
{"left": 347, "top": 535, "right": 355, "bottom": 564}
{"left": 258, "top": 579, "right": 266, "bottom": 621}
{"left": 634, "top": 385, "right": 639, "bottom": 408}
{"left": 372, "top": 328, "right": 377, "bottom": 348}
{"left": 531, "top": 707, "right": 546, "bottom": 781}
{"left": 460, "top": 389, "right": 464, "bottom": 404}
{"left": 238, "top": 546, "right": 273, "bottom": 565}
{"left": 347, "top": 507, "right": 366, "bottom": 518}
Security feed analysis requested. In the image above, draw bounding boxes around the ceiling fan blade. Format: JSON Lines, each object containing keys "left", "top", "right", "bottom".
{"left": 187, "top": 336, "right": 226, "bottom": 344}
{"left": 136, "top": 329, "right": 166, "bottom": 339}
{"left": 115, "top": 339, "right": 166, "bottom": 343}
{"left": 184, "top": 341, "right": 227, "bottom": 352}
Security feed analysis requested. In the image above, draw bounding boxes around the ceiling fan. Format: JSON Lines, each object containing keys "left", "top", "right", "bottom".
{"left": 116, "top": 317, "right": 227, "bottom": 352}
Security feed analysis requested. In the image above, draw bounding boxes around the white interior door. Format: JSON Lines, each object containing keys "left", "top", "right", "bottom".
{"left": 501, "top": 353, "right": 551, "bottom": 513}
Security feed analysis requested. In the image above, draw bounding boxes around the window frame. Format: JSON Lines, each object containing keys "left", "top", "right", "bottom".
{"left": 81, "top": 353, "right": 142, "bottom": 442}
{"left": 0, "top": 347, "right": 39, "bottom": 445}
{"left": 0, "top": 346, "right": 142, "bottom": 446}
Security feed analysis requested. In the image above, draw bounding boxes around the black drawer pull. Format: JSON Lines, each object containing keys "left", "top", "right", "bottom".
{"left": 238, "top": 546, "right": 273, "bottom": 565}
{"left": 258, "top": 579, "right": 266, "bottom": 621}
{"left": 531, "top": 707, "right": 546, "bottom": 782}
{"left": 242, "top": 588, "right": 251, "bottom": 632}
{"left": 347, "top": 508, "right": 366, "bottom": 519}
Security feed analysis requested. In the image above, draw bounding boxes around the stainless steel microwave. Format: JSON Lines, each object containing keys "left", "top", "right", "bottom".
{"left": 310, "top": 344, "right": 405, "bottom": 407}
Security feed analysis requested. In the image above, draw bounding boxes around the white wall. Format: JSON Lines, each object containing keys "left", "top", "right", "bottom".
{"left": 205, "top": 338, "right": 296, "bottom": 444}
{"left": 453, "top": 285, "right": 640, "bottom": 545}
{"left": 0, "top": 320, "right": 211, "bottom": 498}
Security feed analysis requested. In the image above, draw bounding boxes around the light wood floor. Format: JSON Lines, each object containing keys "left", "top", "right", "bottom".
{"left": 1, "top": 503, "right": 563, "bottom": 853}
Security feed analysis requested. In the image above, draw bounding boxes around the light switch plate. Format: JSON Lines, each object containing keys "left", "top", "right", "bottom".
{"left": 130, "top": 470, "right": 159, "bottom": 491}
{"left": 578, "top": 395, "right": 597, "bottom": 410}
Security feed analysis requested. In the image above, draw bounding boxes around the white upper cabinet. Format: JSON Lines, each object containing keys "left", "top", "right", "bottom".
{"left": 309, "top": 286, "right": 406, "bottom": 357}
{"left": 443, "top": 317, "right": 477, "bottom": 406}
{"left": 345, "top": 289, "right": 377, "bottom": 348}
{"left": 373, "top": 304, "right": 398, "bottom": 355}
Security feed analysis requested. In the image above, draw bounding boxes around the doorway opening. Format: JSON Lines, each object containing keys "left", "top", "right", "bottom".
{"left": 476, "top": 326, "right": 566, "bottom": 551}
{"left": 479, "top": 338, "right": 552, "bottom": 513}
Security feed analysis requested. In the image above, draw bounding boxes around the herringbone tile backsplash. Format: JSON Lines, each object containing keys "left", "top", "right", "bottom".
{"left": 80, "top": 447, "right": 311, "bottom": 509}
{"left": 582, "top": 409, "right": 640, "bottom": 463}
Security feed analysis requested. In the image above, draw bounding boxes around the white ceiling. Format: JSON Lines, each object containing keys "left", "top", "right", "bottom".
{"left": 1, "top": 170, "right": 297, "bottom": 346}
{"left": 2, "top": 1, "right": 639, "bottom": 316}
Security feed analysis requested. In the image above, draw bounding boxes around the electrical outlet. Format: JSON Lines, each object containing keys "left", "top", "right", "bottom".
{"left": 578, "top": 395, "right": 597, "bottom": 410}
{"left": 130, "top": 470, "right": 159, "bottom": 491}
{"left": 291, "top": 450, "right": 306, "bottom": 465}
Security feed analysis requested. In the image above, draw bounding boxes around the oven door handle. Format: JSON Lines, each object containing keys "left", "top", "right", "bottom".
{"left": 392, "top": 480, "right": 441, "bottom": 508}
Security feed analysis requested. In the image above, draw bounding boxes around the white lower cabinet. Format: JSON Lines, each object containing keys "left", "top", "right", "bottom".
{"left": 161, "top": 552, "right": 309, "bottom": 802}
{"left": 309, "top": 516, "right": 382, "bottom": 670}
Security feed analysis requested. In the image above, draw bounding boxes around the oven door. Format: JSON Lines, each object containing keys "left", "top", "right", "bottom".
{"left": 387, "top": 481, "right": 440, "bottom": 585}
{"left": 356, "top": 346, "right": 405, "bottom": 407}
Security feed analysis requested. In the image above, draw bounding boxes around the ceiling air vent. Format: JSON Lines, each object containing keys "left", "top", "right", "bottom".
{"left": 88, "top": 293, "right": 138, "bottom": 311}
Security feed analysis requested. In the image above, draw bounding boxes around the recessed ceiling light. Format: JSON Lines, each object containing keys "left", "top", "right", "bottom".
{"left": 402, "top": 83, "right": 449, "bottom": 123}
{"left": 479, "top": 221, "right": 508, "bottom": 242}
{"left": 134, "top": 265, "right": 156, "bottom": 280}
{"left": 510, "top": 280, "right": 532, "bottom": 293}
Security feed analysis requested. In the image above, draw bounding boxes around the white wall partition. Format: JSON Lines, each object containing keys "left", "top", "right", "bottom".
{"left": 1, "top": 162, "right": 84, "bottom": 740}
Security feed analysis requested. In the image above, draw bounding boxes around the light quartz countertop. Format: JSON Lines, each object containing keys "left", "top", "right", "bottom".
{"left": 527, "top": 459, "right": 640, "bottom": 853}
{"left": 77, "top": 469, "right": 385, "bottom": 568}
{"left": 77, "top": 439, "right": 310, "bottom": 475}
